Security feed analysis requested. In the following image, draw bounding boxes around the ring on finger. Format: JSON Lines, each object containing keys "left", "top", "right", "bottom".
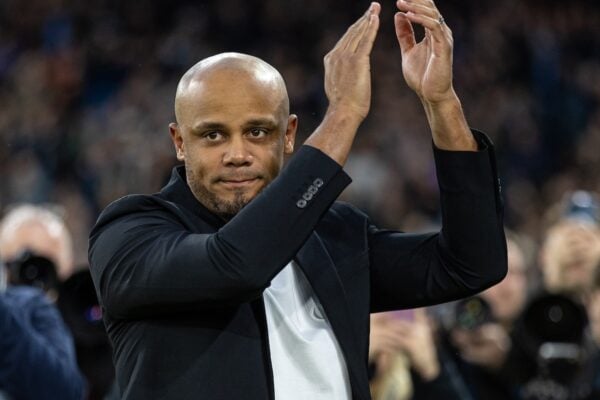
{"left": 438, "top": 16, "right": 445, "bottom": 25}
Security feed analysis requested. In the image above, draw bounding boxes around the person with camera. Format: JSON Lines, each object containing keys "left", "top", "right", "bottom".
{"left": 540, "top": 191, "right": 600, "bottom": 299}
{"left": 0, "top": 204, "right": 77, "bottom": 298}
{"left": 448, "top": 237, "right": 529, "bottom": 400}
{"left": 449, "top": 192, "right": 600, "bottom": 400}
{"left": 505, "top": 191, "right": 600, "bottom": 400}
{"left": 0, "top": 205, "right": 84, "bottom": 399}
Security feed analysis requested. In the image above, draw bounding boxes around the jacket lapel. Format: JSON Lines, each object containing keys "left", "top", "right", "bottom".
{"left": 295, "top": 233, "right": 370, "bottom": 400}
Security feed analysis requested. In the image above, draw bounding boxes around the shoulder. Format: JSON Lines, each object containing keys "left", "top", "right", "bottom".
{"left": 91, "top": 193, "right": 181, "bottom": 235}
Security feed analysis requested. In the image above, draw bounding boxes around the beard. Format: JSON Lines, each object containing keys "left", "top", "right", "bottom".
{"left": 186, "top": 164, "right": 255, "bottom": 220}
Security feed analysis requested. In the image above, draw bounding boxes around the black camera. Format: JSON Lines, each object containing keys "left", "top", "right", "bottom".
{"left": 513, "top": 293, "right": 589, "bottom": 400}
{"left": 4, "top": 250, "right": 58, "bottom": 293}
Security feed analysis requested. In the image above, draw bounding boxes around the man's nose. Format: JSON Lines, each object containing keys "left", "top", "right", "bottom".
{"left": 222, "top": 136, "right": 253, "bottom": 166}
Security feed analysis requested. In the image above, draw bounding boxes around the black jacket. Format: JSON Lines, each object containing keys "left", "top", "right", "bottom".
{"left": 89, "top": 135, "right": 507, "bottom": 400}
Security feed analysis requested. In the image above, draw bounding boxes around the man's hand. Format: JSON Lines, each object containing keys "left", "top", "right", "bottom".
{"left": 305, "top": 2, "right": 380, "bottom": 165}
{"left": 395, "top": 0, "right": 453, "bottom": 104}
{"left": 369, "top": 313, "right": 406, "bottom": 364}
{"left": 391, "top": 309, "right": 441, "bottom": 381}
{"left": 542, "top": 220, "right": 600, "bottom": 294}
{"left": 324, "top": 2, "right": 380, "bottom": 121}
{"left": 369, "top": 309, "right": 441, "bottom": 382}
{"left": 394, "top": 0, "right": 476, "bottom": 151}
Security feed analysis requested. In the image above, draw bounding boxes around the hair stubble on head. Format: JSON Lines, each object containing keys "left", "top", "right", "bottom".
{"left": 174, "top": 52, "right": 290, "bottom": 125}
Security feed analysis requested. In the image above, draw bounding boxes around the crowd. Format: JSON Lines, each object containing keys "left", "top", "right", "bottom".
{"left": 1, "top": 0, "right": 600, "bottom": 398}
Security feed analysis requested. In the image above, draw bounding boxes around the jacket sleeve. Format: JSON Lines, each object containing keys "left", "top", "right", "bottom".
{"left": 369, "top": 131, "right": 507, "bottom": 312}
{"left": 0, "top": 288, "right": 84, "bottom": 400}
{"left": 89, "top": 145, "right": 351, "bottom": 319}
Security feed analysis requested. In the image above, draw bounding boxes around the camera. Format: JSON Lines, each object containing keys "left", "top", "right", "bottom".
{"left": 453, "top": 295, "right": 494, "bottom": 330}
{"left": 513, "top": 293, "right": 589, "bottom": 400}
{"left": 4, "top": 250, "right": 58, "bottom": 293}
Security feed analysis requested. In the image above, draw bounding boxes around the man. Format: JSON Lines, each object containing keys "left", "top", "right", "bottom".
{"left": 0, "top": 207, "right": 84, "bottom": 399}
{"left": 450, "top": 238, "right": 529, "bottom": 400}
{"left": 0, "top": 204, "right": 75, "bottom": 285}
{"left": 540, "top": 191, "right": 600, "bottom": 297}
{"left": 89, "top": 1, "right": 507, "bottom": 399}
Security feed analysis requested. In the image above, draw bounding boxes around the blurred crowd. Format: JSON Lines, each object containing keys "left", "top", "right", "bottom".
{"left": 1, "top": 0, "right": 600, "bottom": 398}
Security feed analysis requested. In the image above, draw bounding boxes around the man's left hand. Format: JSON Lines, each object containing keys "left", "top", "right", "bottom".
{"left": 394, "top": 0, "right": 477, "bottom": 151}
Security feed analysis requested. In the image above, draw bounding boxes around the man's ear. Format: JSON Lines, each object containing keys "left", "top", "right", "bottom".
{"left": 284, "top": 114, "right": 298, "bottom": 155}
{"left": 169, "top": 122, "right": 185, "bottom": 161}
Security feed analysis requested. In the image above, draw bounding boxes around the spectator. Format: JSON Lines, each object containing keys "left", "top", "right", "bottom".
{"left": 449, "top": 237, "right": 530, "bottom": 400}
{"left": 369, "top": 309, "right": 464, "bottom": 400}
{"left": 0, "top": 204, "right": 75, "bottom": 286}
{"left": 0, "top": 204, "right": 111, "bottom": 399}
{"left": 0, "top": 256, "right": 84, "bottom": 399}
{"left": 539, "top": 191, "right": 600, "bottom": 298}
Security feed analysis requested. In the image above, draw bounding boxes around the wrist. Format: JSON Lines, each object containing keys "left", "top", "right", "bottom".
{"left": 421, "top": 92, "right": 477, "bottom": 151}
{"left": 324, "top": 104, "right": 365, "bottom": 128}
{"left": 420, "top": 89, "right": 461, "bottom": 112}
{"left": 303, "top": 105, "right": 363, "bottom": 166}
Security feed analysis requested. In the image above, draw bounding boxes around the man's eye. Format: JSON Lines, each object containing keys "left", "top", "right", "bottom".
{"left": 204, "top": 131, "right": 223, "bottom": 141}
{"left": 248, "top": 128, "right": 267, "bottom": 138}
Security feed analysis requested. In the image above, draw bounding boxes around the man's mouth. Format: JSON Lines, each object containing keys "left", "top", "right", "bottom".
{"left": 218, "top": 177, "right": 260, "bottom": 189}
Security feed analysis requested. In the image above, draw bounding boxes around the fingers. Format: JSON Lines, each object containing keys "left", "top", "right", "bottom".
{"left": 396, "top": 0, "right": 452, "bottom": 53}
{"left": 355, "top": 7, "right": 380, "bottom": 55}
{"left": 331, "top": 2, "right": 380, "bottom": 54}
{"left": 394, "top": 12, "right": 416, "bottom": 55}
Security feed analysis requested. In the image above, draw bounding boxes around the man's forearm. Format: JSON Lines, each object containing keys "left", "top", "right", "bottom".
{"left": 304, "top": 107, "right": 363, "bottom": 166}
{"left": 421, "top": 92, "right": 478, "bottom": 151}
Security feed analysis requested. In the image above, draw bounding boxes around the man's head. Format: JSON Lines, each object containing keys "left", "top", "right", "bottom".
{"left": 540, "top": 191, "right": 600, "bottom": 295}
{"left": 169, "top": 52, "right": 298, "bottom": 219}
{"left": 482, "top": 238, "right": 529, "bottom": 325}
{"left": 0, "top": 204, "right": 74, "bottom": 280}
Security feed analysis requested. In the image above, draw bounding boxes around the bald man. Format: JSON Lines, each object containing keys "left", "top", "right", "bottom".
{"left": 89, "top": 2, "right": 507, "bottom": 399}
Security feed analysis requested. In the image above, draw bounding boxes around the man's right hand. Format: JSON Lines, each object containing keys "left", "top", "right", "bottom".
{"left": 324, "top": 2, "right": 380, "bottom": 122}
{"left": 304, "top": 2, "right": 380, "bottom": 166}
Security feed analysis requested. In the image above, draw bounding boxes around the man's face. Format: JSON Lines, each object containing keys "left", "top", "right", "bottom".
{"left": 541, "top": 220, "right": 600, "bottom": 294}
{"left": 170, "top": 70, "right": 297, "bottom": 219}
{"left": 482, "top": 241, "right": 528, "bottom": 323}
{"left": 0, "top": 221, "right": 73, "bottom": 280}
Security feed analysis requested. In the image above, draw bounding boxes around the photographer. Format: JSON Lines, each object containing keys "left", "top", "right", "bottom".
{"left": 448, "top": 237, "right": 529, "bottom": 400}
{"left": 0, "top": 205, "right": 84, "bottom": 399}
{"left": 0, "top": 204, "right": 77, "bottom": 298}
{"left": 539, "top": 191, "right": 600, "bottom": 299}
{"left": 474, "top": 192, "right": 600, "bottom": 400}
{"left": 502, "top": 190, "right": 600, "bottom": 400}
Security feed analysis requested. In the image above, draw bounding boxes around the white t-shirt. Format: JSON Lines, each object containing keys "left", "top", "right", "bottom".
{"left": 263, "top": 261, "right": 351, "bottom": 399}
